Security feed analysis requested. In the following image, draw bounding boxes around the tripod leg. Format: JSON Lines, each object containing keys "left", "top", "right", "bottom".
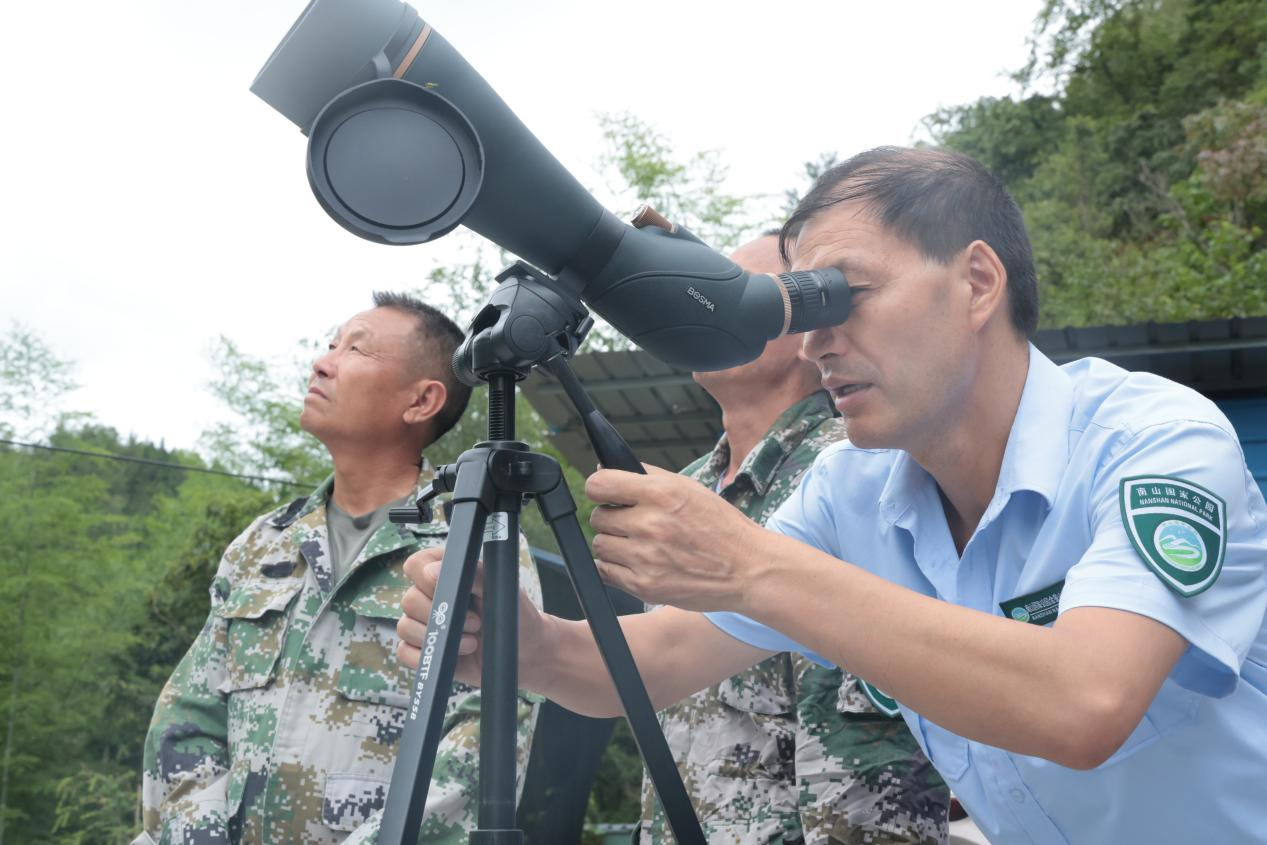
{"left": 379, "top": 493, "right": 489, "bottom": 845}
{"left": 474, "top": 507, "right": 523, "bottom": 844}
{"left": 536, "top": 483, "right": 706, "bottom": 845}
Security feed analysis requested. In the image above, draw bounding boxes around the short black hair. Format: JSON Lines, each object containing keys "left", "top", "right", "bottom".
{"left": 371, "top": 291, "right": 471, "bottom": 443}
{"left": 780, "top": 147, "right": 1039, "bottom": 337}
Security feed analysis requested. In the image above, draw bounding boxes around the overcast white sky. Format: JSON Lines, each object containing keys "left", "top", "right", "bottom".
{"left": 0, "top": 0, "right": 1043, "bottom": 451}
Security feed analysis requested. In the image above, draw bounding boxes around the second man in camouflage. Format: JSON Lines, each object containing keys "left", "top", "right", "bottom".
{"left": 135, "top": 293, "right": 541, "bottom": 845}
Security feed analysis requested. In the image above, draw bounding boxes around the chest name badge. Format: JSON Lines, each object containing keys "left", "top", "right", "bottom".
{"left": 1000, "top": 579, "right": 1065, "bottom": 626}
{"left": 1120, "top": 475, "right": 1226, "bottom": 597}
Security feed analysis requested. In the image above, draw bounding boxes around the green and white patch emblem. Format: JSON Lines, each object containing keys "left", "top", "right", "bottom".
{"left": 1120, "top": 475, "right": 1226, "bottom": 597}
{"left": 859, "top": 680, "right": 901, "bottom": 718}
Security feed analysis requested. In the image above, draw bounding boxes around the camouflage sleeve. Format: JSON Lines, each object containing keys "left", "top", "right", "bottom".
{"left": 793, "top": 660, "right": 949, "bottom": 845}
{"left": 135, "top": 521, "right": 263, "bottom": 845}
{"left": 341, "top": 538, "right": 545, "bottom": 845}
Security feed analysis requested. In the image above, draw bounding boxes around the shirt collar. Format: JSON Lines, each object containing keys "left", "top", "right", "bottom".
{"left": 877, "top": 450, "right": 931, "bottom": 527}
{"left": 270, "top": 476, "right": 333, "bottom": 529}
{"left": 877, "top": 345, "right": 1074, "bottom": 525}
{"left": 271, "top": 458, "right": 440, "bottom": 532}
{"left": 714, "top": 391, "right": 837, "bottom": 496}
{"left": 995, "top": 345, "right": 1073, "bottom": 508}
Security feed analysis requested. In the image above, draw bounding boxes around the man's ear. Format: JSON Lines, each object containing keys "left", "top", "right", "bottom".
{"left": 403, "top": 379, "right": 447, "bottom": 426}
{"left": 963, "top": 239, "right": 1008, "bottom": 333}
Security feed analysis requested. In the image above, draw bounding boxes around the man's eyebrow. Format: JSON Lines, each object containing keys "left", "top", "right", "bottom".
{"left": 829, "top": 257, "right": 875, "bottom": 279}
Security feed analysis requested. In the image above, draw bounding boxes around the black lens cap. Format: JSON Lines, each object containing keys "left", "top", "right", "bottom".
{"left": 306, "top": 78, "right": 484, "bottom": 244}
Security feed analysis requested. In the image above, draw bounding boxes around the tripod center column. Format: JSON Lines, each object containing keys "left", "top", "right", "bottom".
{"left": 487, "top": 372, "right": 516, "bottom": 441}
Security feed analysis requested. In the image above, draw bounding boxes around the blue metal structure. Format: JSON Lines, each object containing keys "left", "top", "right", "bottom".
{"left": 1219, "top": 397, "right": 1267, "bottom": 500}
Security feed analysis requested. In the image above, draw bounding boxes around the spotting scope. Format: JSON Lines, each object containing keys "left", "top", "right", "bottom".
{"left": 252, "top": 0, "right": 851, "bottom": 370}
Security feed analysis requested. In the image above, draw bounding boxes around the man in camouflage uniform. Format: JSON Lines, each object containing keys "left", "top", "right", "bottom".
{"left": 134, "top": 293, "right": 541, "bottom": 845}
{"left": 639, "top": 236, "right": 948, "bottom": 845}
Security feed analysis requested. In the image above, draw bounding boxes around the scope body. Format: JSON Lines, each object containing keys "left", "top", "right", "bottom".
{"left": 253, "top": 0, "right": 850, "bottom": 371}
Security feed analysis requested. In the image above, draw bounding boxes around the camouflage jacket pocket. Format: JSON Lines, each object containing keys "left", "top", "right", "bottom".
{"left": 216, "top": 577, "right": 303, "bottom": 692}
{"left": 322, "top": 772, "right": 389, "bottom": 833}
{"left": 338, "top": 569, "right": 413, "bottom": 708}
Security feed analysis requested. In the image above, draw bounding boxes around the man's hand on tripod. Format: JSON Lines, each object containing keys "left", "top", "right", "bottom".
{"left": 397, "top": 543, "right": 773, "bottom": 718}
{"left": 397, "top": 546, "right": 554, "bottom": 688}
{"left": 587, "top": 464, "right": 768, "bottom": 614}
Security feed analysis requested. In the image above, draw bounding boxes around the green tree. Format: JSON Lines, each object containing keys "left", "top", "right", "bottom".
{"left": 0, "top": 326, "right": 86, "bottom": 844}
{"left": 0, "top": 442, "right": 138, "bottom": 844}
{"left": 1015, "top": 0, "right": 1123, "bottom": 89}
{"left": 1184, "top": 98, "right": 1267, "bottom": 226}
{"left": 923, "top": 96, "right": 1065, "bottom": 187}
{"left": 0, "top": 322, "right": 79, "bottom": 441}
{"left": 931, "top": 0, "right": 1267, "bottom": 330}
{"left": 595, "top": 112, "right": 754, "bottom": 253}
{"left": 51, "top": 766, "right": 138, "bottom": 845}
{"left": 48, "top": 470, "right": 277, "bottom": 845}
{"left": 0, "top": 324, "right": 290, "bottom": 844}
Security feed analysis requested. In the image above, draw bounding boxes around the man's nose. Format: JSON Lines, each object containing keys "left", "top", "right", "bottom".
{"left": 312, "top": 349, "right": 335, "bottom": 379}
{"left": 799, "top": 324, "right": 845, "bottom": 363}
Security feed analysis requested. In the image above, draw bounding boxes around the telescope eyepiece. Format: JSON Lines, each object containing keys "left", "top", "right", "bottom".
{"left": 777, "top": 269, "right": 852, "bottom": 335}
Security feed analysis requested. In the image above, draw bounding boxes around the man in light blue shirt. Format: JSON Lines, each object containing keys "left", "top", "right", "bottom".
{"left": 398, "top": 147, "right": 1267, "bottom": 843}
{"left": 711, "top": 347, "right": 1267, "bottom": 842}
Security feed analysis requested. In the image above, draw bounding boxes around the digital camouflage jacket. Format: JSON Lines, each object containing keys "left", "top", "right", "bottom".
{"left": 640, "top": 392, "right": 949, "bottom": 845}
{"left": 135, "top": 467, "right": 542, "bottom": 845}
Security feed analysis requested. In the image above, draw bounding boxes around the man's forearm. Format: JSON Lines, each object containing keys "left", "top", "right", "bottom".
{"left": 741, "top": 530, "right": 1185, "bottom": 768}
{"left": 522, "top": 613, "right": 619, "bottom": 717}
{"left": 524, "top": 607, "right": 769, "bottom": 718}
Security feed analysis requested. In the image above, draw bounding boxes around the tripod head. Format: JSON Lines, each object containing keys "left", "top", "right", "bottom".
{"left": 453, "top": 260, "right": 644, "bottom": 474}
{"left": 390, "top": 260, "right": 641, "bottom": 530}
{"left": 451, "top": 261, "right": 591, "bottom": 387}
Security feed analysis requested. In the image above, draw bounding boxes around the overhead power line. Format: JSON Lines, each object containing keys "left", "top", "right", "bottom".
{"left": 0, "top": 438, "right": 313, "bottom": 489}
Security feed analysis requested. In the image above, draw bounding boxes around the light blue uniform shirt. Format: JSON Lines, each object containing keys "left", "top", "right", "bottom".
{"left": 707, "top": 348, "right": 1267, "bottom": 844}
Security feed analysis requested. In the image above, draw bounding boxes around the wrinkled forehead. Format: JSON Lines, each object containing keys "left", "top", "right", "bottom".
{"left": 788, "top": 201, "right": 897, "bottom": 272}
{"left": 335, "top": 309, "right": 420, "bottom": 352}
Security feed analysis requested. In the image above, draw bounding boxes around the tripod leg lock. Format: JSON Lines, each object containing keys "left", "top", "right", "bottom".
{"left": 488, "top": 450, "right": 563, "bottom": 496}
{"left": 389, "top": 479, "right": 450, "bottom": 526}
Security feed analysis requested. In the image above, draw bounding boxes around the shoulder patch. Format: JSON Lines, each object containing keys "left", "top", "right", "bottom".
{"left": 1119, "top": 475, "right": 1226, "bottom": 597}
{"left": 269, "top": 494, "right": 309, "bottom": 529}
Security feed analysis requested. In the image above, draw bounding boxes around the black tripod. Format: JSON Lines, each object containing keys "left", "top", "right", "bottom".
{"left": 378, "top": 262, "right": 705, "bottom": 845}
